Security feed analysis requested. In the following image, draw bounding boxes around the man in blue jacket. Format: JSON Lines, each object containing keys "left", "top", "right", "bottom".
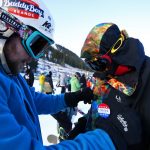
{"left": 0, "top": 1, "right": 141, "bottom": 150}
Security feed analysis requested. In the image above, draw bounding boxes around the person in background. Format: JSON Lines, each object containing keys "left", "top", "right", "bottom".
{"left": 39, "top": 72, "right": 46, "bottom": 93}
{"left": 79, "top": 73, "right": 87, "bottom": 88}
{"left": 70, "top": 72, "right": 81, "bottom": 92}
{"left": 86, "top": 77, "right": 92, "bottom": 88}
{"left": 24, "top": 65, "right": 34, "bottom": 87}
{"left": 66, "top": 74, "right": 71, "bottom": 92}
{"left": 56, "top": 73, "right": 67, "bottom": 93}
{"left": 44, "top": 71, "right": 54, "bottom": 94}
{"left": 69, "top": 72, "right": 82, "bottom": 122}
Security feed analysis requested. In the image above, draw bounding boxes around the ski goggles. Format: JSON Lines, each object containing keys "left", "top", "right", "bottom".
{"left": 85, "top": 58, "right": 110, "bottom": 72}
{"left": 85, "top": 33, "right": 125, "bottom": 71}
{"left": 0, "top": 7, "right": 54, "bottom": 59}
{"left": 22, "top": 31, "right": 54, "bottom": 59}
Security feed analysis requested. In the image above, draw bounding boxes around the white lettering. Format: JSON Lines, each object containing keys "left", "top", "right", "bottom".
{"left": 117, "top": 114, "right": 128, "bottom": 132}
{"left": 13, "top": 9, "right": 35, "bottom": 18}
{"left": 3, "top": 0, "right": 44, "bottom": 17}
{"left": 29, "top": 5, "right": 43, "bottom": 17}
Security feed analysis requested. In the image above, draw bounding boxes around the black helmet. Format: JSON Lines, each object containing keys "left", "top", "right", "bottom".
{"left": 75, "top": 72, "right": 81, "bottom": 78}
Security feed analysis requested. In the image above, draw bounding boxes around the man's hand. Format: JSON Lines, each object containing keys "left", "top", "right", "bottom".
{"left": 65, "top": 87, "right": 94, "bottom": 107}
{"left": 67, "top": 116, "right": 87, "bottom": 140}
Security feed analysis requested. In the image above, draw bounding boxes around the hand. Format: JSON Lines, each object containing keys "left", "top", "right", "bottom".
{"left": 81, "top": 87, "right": 94, "bottom": 104}
{"left": 67, "top": 116, "right": 87, "bottom": 140}
{"left": 52, "top": 111, "right": 72, "bottom": 133}
{"left": 65, "top": 87, "right": 94, "bottom": 107}
{"left": 95, "top": 106, "right": 142, "bottom": 150}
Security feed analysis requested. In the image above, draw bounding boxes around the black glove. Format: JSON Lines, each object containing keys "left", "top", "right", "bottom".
{"left": 95, "top": 106, "right": 142, "bottom": 150}
{"left": 52, "top": 111, "right": 72, "bottom": 133}
{"left": 67, "top": 116, "right": 87, "bottom": 140}
{"left": 65, "top": 87, "right": 94, "bottom": 107}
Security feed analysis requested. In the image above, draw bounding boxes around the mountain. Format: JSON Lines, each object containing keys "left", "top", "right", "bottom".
{"left": 45, "top": 44, "right": 91, "bottom": 70}
{"left": 28, "top": 43, "right": 92, "bottom": 76}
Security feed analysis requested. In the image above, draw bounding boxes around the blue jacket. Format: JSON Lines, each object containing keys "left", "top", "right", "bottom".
{"left": 0, "top": 67, "right": 116, "bottom": 150}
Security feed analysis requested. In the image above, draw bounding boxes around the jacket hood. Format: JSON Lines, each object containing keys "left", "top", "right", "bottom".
{"left": 81, "top": 22, "right": 145, "bottom": 75}
{"left": 81, "top": 23, "right": 121, "bottom": 59}
{"left": 111, "top": 38, "right": 145, "bottom": 74}
{"left": 80, "top": 22, "right": 146, "bottom": 90}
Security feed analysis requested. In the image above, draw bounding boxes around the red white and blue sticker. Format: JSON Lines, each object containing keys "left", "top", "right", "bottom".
{"left": 98, "top": 103, "right": 110, "bottom": 118}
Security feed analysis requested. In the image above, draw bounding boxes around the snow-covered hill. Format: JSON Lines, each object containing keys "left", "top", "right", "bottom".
{"left": 36, "top": 58, "right": 93, "bottom": 79}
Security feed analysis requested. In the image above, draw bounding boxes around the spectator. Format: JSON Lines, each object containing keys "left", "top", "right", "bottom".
{"left": 44, "top": 71, "right": 54, "bottom": 94}
{"left": 39, "top": 72, "right": 46, "bottom": 93}
{"left": 56, "top": 73, "right": 67, "bottom": 93}
{"left": 80, "top": 73, "right": 87, "bottom": 88}
{"left": 86, "top": 77, "right": 92, "bottom": 88}
{"left": 65, "top": 74, "right": 71, "bottom": 92}
{"left": 70, "top": 72, "right": 81, "bottom": 92}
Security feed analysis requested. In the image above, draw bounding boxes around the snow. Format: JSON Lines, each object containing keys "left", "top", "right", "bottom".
{"left": 34, "top": 79, "right": 59, "bottom": 145}
{"left": 33, "top": 77, "right": 90, "bottom": 145}
{"left": 37, "top": 58, "right": 93, "bottom": 78}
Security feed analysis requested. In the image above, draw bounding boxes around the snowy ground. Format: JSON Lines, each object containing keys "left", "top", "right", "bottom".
{"left": 33, "top": 79, "right": 90, "bottom": 145}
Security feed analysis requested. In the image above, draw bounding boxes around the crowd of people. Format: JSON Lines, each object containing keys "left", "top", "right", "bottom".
{"left": 34, "top": 70, "right": 95, "bottom": 141}
{"left": 23, "top": 60, "right": 96, "bottom": 142}
{"left": 0, "top": 0, "right": 150, "bottom": 150}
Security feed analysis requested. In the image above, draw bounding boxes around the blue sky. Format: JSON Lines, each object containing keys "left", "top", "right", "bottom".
{"left": 44, "top": 0, "right": 150, "bottom": 56}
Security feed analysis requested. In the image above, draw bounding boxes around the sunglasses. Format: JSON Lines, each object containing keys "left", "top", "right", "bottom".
{"left": 111, "top": 34, "right": 124, "bottom": 54}
{"left": 0, "top": 7, "right": 54, "bottom": 59}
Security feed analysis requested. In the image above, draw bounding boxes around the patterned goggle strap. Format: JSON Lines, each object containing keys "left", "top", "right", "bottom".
{"left": 0, "top": 7, "right": 32, "bottom": 40}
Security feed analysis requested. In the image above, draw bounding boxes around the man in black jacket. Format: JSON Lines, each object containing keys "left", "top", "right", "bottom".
{"left": 45, "top": 71, "right": 54, "bottom": 94}
{"left": 68, "top": 22, "right": 150, "bottom": 150}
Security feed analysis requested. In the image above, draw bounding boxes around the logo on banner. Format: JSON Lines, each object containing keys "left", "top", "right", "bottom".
{"left": 2, "top": 0, "right": 44, "bottom": 19}
{"left": 98, "top": 103, "right": 110, "bottom": 118}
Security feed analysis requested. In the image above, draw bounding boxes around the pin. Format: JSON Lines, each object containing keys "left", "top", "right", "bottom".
{"left": 98, "top": 103, "right": 110, "bottom": 118}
